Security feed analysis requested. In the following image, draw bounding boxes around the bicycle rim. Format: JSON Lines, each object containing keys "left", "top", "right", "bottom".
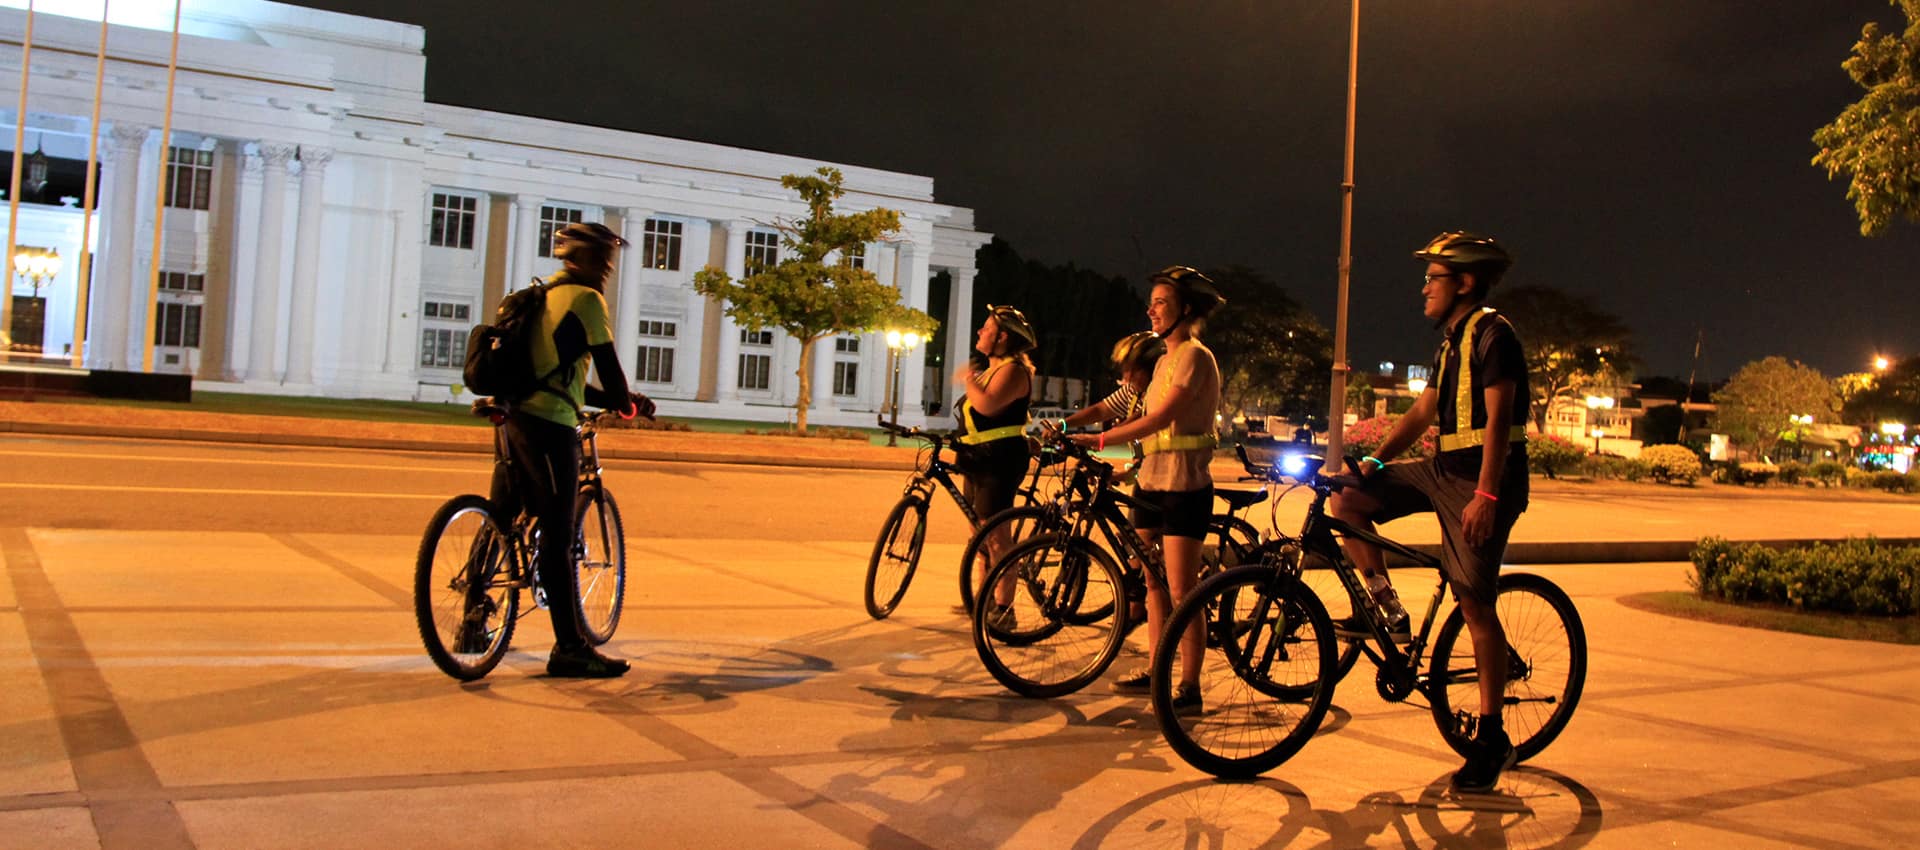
{"left": 864, "top": 496, "right": 927, "bottom": 619}
{"left": 574, "top": 485, "right": 626, "bottom": 645}
{"left": 972, "top": 535, "right": 1126, "bottom": 698}
{"left": 1429, "top": 573, "right": 1587, "bottom": 763}
{"left": 414, "top": 495, "right": 520, "bottom": 681}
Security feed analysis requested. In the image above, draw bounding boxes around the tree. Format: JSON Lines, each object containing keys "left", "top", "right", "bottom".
{"left": 970, "top": 238, "right": 1145, "bottom": 407}
{"left": 693, "top": 168, "right": 934, "bottom": 433}
{"left": 1842, "top": 355, "right": 1920, "bottom": 425}
{"left": 1489, "top": 285, "right": 1637, "bottom": 431}
{"left": 1711, "top": 357, "right": 1839, "bottom": 461}
{"left": 1813, "top": 0, "right": 1920, "bottom": 236}
{"left": 1203, "top": 266, "right": 1332, "bottom": 425}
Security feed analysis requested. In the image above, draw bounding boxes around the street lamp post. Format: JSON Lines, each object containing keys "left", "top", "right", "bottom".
{"left": 1590, "top": 427, "right": 1604, "bottom": 455}
{"left": 884, "top": 329, "right": 921, "bottom": 447}
{"left": 1584, "top": 394, "right": 1614, "bottom": 455}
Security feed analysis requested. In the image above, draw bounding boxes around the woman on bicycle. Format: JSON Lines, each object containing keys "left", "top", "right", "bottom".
{"left": 1056, "top": 331, "right": 1165, "bottom": 469}
{"left": 959, "top": 305, "right": 1037, "bottom": 621}
{"left": 1072, "top": 267, "right": 1224, "bottom": 715}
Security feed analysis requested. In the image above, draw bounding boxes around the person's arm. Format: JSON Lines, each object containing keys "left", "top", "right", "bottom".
{"left": 1366, "top": 388, "right": 1439, "bottom": 467}
{"left": 1062, "top": 387, "right": 1130, "bottom": 429}
{"left": 962, "top": 361, "right": 1030, "bottom": 416}
{"left": 1462, "top": 377, "right": 1517, "bottom": 546}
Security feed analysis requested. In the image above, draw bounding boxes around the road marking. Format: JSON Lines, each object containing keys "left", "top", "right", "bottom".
{"left": 0, "top": 481, "right": 446, "bottom": 500}
{"left": 273, "top": 532, "right": 412, "bottom": 607}
{"left": 0, "top": 446, "right": 477, "bottom": 475}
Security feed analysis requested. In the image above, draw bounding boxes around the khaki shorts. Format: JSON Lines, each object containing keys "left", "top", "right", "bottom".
{"left": 1355, "top": 455, "right": 1526, "bottom": 605}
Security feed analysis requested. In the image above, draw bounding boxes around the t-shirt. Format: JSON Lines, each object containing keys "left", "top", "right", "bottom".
{"left": 520, "top": 273, "right": 614, "bottom": 428}
{"left": 1430, "top": 307, "right": 1530, "bottom": 477}
{"left": 1097, "top": 385, "right": 1143, "bottom": 422}
{"left": 1135, "top": 338, "right": 1220, "bottom": 492}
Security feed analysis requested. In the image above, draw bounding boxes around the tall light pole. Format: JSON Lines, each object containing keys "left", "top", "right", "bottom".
{"left": 885, "top": 329, "right": 920, "bottom": 446}
{"left": 1585, "top": 394, "right": 1614, "bottom": 455}
{"left": 1324, "top": 0, "right": 1361, "bottom": 467}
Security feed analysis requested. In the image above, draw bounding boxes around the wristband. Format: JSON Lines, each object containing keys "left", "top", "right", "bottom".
{"left": 619, "top": 400, "right": 637, "bottom": 420}
{"left": 1474, "top": 489, "right": 1499, "bottom": 502}
{"left": 1360, "top": 455, "right": 1383, "bottom": 471}
{"left": 1058, "top": 418, "right": 1069, "bottom": 432}
{"left": 1098, "top": 432, "right": 1107, "bottom": 451}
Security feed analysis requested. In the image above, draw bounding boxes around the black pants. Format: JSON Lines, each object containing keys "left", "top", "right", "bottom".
{"left": 491, "top": 411, "right": 588, "bottom": 651}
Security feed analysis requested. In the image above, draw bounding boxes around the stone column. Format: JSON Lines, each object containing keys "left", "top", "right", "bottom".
{"left": 283, "top": 146, "right": 330, "bottom": 385}
{"left": 91, "top": 123, "right": 149, "bottom": 370}
{"left": 714, "top": 220, "right": 748, "bottom": 403}
{"left": 225, "top": 149, "right": 263, "bottom": 379}
{"left": 811, "top": 332, "right": 838, "bottom": 415}
{"left": 245, "top": 143, "right": 295, "bottom": 382}
{"left": 946, "top": 265, "right": 977, "bottom": 405}
{"left": 896, "top": 242, "right": 929, "bottom": 420}
{"left": 509, "top": 196, "right": 542, "bottom": 290}
{"left": 614, "top": 208, "right": 649, "bottom": 371}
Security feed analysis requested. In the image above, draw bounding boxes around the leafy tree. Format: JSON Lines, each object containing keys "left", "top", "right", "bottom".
{"left": 1203, "top": 266, "right": 1332, "bottom": 424}
{"left": 971, "top": 238, "right": 1145, "bottom": 407}
{"left": 1490, "top": 285, "right": 1636, "bottom": 431}
{"left": 1813, "top": 0, "right": 1920, "bottom": 236}
{"left": 693, "top": 168, "right": 934, "bottom": 433}
{"left": 1842, "top": 355, "right": 1920, "bottom": 425}
{"left": 1711, "top": 357, "right": 1839, "bottom": 461}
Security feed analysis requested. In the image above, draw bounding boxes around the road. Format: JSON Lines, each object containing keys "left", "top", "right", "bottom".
{"left": 2, "top": 433, "right": 1918, "bottom": 849}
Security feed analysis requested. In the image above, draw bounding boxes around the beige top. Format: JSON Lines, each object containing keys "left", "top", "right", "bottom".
{"left": 1135, "top": 338, "right": 1220, "bottom": 492}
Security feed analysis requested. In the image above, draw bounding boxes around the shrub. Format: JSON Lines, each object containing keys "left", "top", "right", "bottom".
{"left": 1640, "top": 444, "right": 1702, "bottom": 485}
{"left": 1732, "top": 462, "right": 1778, "bottom": 487}
{"left": 1844, "top": 466, "right": 1876, "bottom": 489}
{"left": 743, "top": 426, "right": 868, "bottom": 440}
{"left": 1579, "top": 454, "right": 1648, "bottom": 482}
{"left": 1343, "top": 416, "right": 1436, "bottom": 460}
{"left": 1870, "top": 470, "right": 1918, "bottom": 494}
{"left": 1807, "top": 460, "right": 1847, "bottom": 487}
{"left": 1527, "top": 434, "right": 1587, "bottom": 479}
{"left": 1776, "top": 460, "right": 1807, "bottom": 486}
{"left": 601, "top": 415, "right": 693, "bottom": 432}
{"left": 1691, "top": 536, "right": 1920, "bottom": 616}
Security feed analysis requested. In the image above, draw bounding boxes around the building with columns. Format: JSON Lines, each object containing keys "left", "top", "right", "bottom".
{"left": 0, "top": 0, "right": 988, "bottom": 428}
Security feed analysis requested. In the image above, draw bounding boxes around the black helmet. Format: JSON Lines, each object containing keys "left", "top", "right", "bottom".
{"left": 1413, "top": 231, "right": 1509, "bottom": 271}
{"left": 1110, "top": 331, "right": 1165, "bottom": 372}
{"left": 556, "top": 221, "right": 630, "bottom": 250}
{"left": 986, "top": 304, "right": 1038, "bottom": 354}
{"left": 1149, "top": 265, "right": 1225, "bottom": 318}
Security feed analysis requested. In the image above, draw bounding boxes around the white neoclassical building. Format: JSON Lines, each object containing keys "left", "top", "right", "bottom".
{"left": 0, "top": 0, "right": 988, "bottom": 427}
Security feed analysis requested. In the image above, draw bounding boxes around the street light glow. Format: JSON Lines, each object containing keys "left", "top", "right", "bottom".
{"left": 1406, "top": 377, "right": 1428, "bottom": 394}
{"left": 1875, "top": 355, "right": 1891, "bottom": 372}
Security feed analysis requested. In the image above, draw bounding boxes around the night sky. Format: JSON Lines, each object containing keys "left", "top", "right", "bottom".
{"left": 292, "top": 0, "right": 1919, "bottom": 382}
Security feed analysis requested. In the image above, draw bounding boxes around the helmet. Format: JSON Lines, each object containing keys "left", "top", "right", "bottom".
{"left": 986, "top": 304, "right": 1038, "bottom": 354}
{"left": 1149, "top": 265, "right": 1225, "bottom": 318}
{"left": 555, "top": 221, "right": 630, "bottom": 250}
{"left": 1413, "top": 231, "right": 1510, "bottom": 271}
{"left": 1110, "top": 331, "right": 1165, "bottom": 373}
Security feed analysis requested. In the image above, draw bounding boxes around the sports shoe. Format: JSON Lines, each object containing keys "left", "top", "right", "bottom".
{"left": 984, "top": 603, "right": 1016, "bottom": 634}
{"left": 1111, "top": 667, "right": 1151, "bottom": 694}
{"left": 546, "top": 645, "right": 630, "bottom": 678}
{"left": 1166, "top": 683, "right": 1203, "bottom": 716}
{"left": 1334, "top": 614, "right": 1410, "bottom": 643}
{"left": 1450, "top": 728, "right": 1516, "bottom": 793}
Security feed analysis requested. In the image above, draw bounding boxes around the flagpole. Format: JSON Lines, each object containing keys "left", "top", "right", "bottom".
{"left": 3, "top": 0, "right": 36, "bottom": 355}
{"left": 140, "top": 0, "right": 181, "bottom": 373}
{"left": 71, "top": 0, "right": 109, "bottom": 368}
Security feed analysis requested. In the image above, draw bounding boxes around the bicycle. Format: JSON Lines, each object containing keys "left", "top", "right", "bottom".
{"left": 413, "top": 400, "right": 629, "bottom": 681}
{"left": 1151, "top": 450, "right": 1586, "bottom": 779}
{"left": 863, "top": 416, "right": 1067, "bottom": 619}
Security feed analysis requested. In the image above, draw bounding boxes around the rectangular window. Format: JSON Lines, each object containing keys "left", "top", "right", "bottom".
{"left": 745, "top": 230, "right": 780, "bottom": 274}
{"left": 635, "top": 345, "right": 675, "bottom": 383}
{"left": 841, "top": 243, "right": 866, "bottom": 269}
{"left": 833, "top": 361, "right": 858, "bottom": 396}
{"left": 639, "top": 319, "right": 677, "bottom": 338}
{"left": 158, "top": 271, "right": 205, "bottom": 293}
{"left": 419, "top": 327, "right": 467, "bottom": 368}
{"left": 165, "top": 147, "right": 213, "bottom": 211}
{"left": 834, "top": 335, "right": 860, "bottom": 354}
{"left": 422, "top": 301, "right": 473, "bottom": 322}
{"left": 537, "top": 205, "right": 585, "bottom": 258}
{"left": 643, "top": 218, "right": 684, "bottom": 271}
{"left": 740, "top": 329, "right": 774, "bottom": 346}
{"left": 154, "top": 302, "right": 202, "bottom": 348}
{"left": 429, "top": 192, "right": 478, "bottom": 249}
{"left": 738, "top": 353, "right": 771, "bottom": 391}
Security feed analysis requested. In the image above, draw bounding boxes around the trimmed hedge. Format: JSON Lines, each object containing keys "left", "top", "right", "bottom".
{"left": 1527, "top": 434, "right": 1587, "bottom": 479}
{"left": 1580, "top": 454, "right": 1647, "bottom": 482}
{"left": 1640, "top": 444, "right": 1702, "bottom": 485}
{"left": 1691, "top": 536, "right": 1920, "bottom": 616}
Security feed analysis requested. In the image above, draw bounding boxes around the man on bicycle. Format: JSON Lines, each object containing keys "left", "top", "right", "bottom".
{"left": 493, "top": 221, "right": 655, "bottom": 678}
{"left": 1330, "top": 231, "right": 1529, "bottom": 792}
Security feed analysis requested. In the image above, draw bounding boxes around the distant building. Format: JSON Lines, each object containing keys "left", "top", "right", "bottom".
{"left": 0, "top": 0, "right": 988, "bottom": 427}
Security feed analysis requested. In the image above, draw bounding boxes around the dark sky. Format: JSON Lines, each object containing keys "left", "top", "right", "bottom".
{"left": 293, "top": 0, "right": 1918, "bottom": 381}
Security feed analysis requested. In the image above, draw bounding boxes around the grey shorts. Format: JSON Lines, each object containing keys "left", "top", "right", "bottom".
{"left": 1355, "top": 456, "right": 1526, "bottom": 605}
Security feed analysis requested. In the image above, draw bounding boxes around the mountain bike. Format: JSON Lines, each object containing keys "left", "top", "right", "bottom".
{"left": 1151, "top": 451, "right": 1586, "bottom": 779}
{"left": 863, "top": 417, "right": 1067, "bottom": 619}
{"left": 413, "top": 400, "right": 628, "bottom": 681}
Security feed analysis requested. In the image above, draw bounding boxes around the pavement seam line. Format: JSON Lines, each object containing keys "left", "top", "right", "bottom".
{"left": 1, "top": 527, "right": 198, "bottom": 850}
{"left": 269, "top": 532, "right": 412, "bottom": 608}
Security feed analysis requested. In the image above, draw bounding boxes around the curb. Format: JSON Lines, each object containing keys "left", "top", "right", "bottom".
{"left": 1389, "top": 537, "right": 1920, "bottom": 567}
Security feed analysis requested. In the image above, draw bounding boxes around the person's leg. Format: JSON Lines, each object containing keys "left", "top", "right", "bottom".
{"left": 1437, "top": 484, "right": 1520, "bottom": 790}
{"left": 515, "top": 415, "right": 625, "bottom": 678}
{"left": 1332, "top": 464, "right": 1431, "bottom": 627}
{"left": 1115, "top": 492, "right": 1165, "bottom": 692}
{"left": 1162, "top": 487, "right": 1211, "bottom": 691}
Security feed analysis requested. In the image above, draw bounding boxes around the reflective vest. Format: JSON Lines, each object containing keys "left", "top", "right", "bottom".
{"left": 957, "top": 361, "right": 1030, "bottom": 445}
{"left": 1436, "top": 307, "right": 1528, "bottom": 453}
{"left": 1141, "top": 344, "right": 1220, "bottom": 456}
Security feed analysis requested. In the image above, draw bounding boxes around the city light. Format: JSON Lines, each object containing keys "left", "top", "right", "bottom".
{"left": 1875, "top": 355, "right": 1891, "bottom": 372}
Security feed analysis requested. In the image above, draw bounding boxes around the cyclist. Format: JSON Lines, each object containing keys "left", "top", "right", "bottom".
{"left": 489, "top": 221, "right": 656, "bottom": 678}
{"left": 1330, "top": 231, "right": 1530, "bottom": 792}
{"left": 1071, "top": 267, "right": 1224, "bottom": 716}
{"left": 1055, "top": 331, "right": 1165, "bottom": 471}
{"left": 960, "top": 305, "right": 1037, "bottom": 622}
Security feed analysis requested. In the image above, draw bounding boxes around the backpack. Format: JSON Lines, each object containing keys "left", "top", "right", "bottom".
{"left": 463, "top": 277, "right": 576, "bottom": 409}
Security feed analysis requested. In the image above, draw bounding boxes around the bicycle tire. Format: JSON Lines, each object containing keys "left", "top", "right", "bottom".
{"left": 1428, "top": 572, "right": 1587, "bottom": 763}
{"left": 864, "top": 494, "right": 929, "bottom": 619}
{"left": 1151, "top": 566, "right": 1337, "bottom": 779}
{"left": 1062, "top": 512, "right": 1253, "bottom": 629}
{"left": 958, "top": 505, "right": 1059, "bottom": 614}
{"left": 972, "top": 534, "right": 1128, "bottom": 698}
{"left": 573, "top": 483, "right": 626, "bottom": 645}
{"left": 414, "top": 494, "right": 520, "bottom": 681}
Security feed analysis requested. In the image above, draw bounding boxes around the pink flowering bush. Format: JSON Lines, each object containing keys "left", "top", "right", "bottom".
{"left": 1527, "top": 433, "right": 1587, "bottom": 479}
{"left": 1343, "top": 416, "right": 1436, "bottom": 461}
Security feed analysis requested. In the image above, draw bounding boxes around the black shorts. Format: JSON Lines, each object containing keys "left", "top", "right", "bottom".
{"left": 1130, "top": 485, "right": 1213, "bottom": 540}
{"left": 1355, "top": 452, "right": 1527, "bottom": 605}
{"left": 959, "top": 439, "right": 1030, "bottom": 520}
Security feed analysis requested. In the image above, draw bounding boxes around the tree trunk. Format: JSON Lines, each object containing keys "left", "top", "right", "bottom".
{"left": 794, "top": 336, "right": 813, "bottom": 435}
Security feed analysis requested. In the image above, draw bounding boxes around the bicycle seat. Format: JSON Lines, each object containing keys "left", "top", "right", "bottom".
{"left": 1214, "top": 487, "right": 1269, "bottom": 510}
{"left": 471, "top": 398, "right": 509, "bottom": 422}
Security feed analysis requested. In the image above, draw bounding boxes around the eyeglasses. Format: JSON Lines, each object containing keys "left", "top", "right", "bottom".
{"left": 1423, "top": 272, "right": 1457, "bottom": 285}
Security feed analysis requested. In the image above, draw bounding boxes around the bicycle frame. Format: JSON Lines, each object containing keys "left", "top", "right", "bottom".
{"left": 886, "top": 419, "right": 1066, "bottom": 531}
{"left": 477, "top": 403, "right": 616, "bottom": 618}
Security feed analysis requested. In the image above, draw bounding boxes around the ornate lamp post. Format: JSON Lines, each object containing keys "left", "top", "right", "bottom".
{"left": 884, "top": 329, "right": 921, "bottom": 446}
{"left": 1584, "top": 394, "right": 1614, "bottom": 455}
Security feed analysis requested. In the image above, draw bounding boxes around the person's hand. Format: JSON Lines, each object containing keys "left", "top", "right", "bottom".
{"left": 628, "top": 391, "right": 656, "bottom": 420}
{"left": 1356, "top": 455, "right": 1385, "bottom": 479}
{"left": 1462, "top": 494, "right": 1496, "bottom": 548}
{"left": 1069, "top": 433, "right": 1102, "bottom": 449}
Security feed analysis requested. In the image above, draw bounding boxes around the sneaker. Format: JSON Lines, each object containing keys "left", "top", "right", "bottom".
{"left": 1334, "top": 614, "right": 1410, "bottom": 643}
{"left": 1450, "top": 728, "right": 1516, "bottom": 793}
{"left": 1166, "top": 683, "right": 1203, "bottom": 716}
{"left": 1111, "top": 667, "right": 1151, "bottom": 694}
{"left": 984, "top": 603, "right": 1016, "bottom": 634}
{"left": 546, "top": 645, "right": 630, "bottom": 679}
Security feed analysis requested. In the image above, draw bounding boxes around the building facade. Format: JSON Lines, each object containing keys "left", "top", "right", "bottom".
{"left": 0, "top": 0, "right": 988, "bottom": 427}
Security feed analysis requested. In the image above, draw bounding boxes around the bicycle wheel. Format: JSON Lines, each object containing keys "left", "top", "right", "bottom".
{"left": 1152, "top": 566, "right": 1336, "bottom": 779}
{"left": 864, "top": 494, "right": 929, "bottom": 619}
{"left": 414, "top": 494, "right": 520, "bottom": 681}
{"left": 973, "top": 534, "right": 1128, "bottom": 698}
{"left": 1297, "top": 551, "right": 1364, "bottom": 685}
{"left": 958, "top": 505, "right": 1059, "bottom": 614}
{"left": 573, "top": 483, "right": 626, "bottom": 645}
{"left": 1428, "top": 572, "right": 1587, "bottom": 763}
